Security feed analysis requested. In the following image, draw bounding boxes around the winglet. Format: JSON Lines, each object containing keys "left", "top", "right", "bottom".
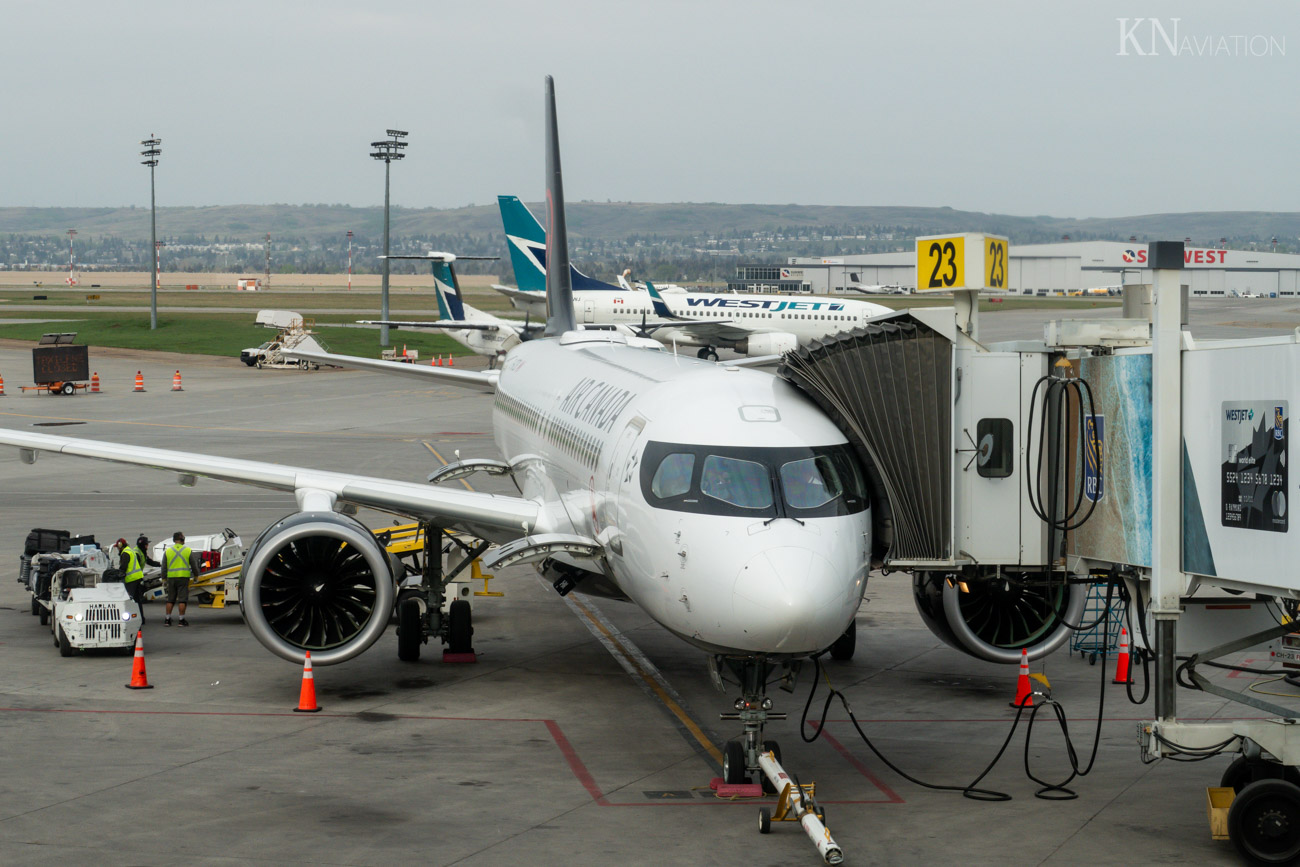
{"left": 645, "top": 280, "right": 677, "bottom": 319}
{"left": 542, "top": 76, "right": 577, "bottom": 337}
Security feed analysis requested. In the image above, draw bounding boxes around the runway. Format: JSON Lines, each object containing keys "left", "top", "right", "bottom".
{"left": 0, "top": 303, "right": 1292, "bottom": 865}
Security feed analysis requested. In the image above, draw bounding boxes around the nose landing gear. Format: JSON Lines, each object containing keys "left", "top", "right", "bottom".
{"left": 714, "top": 655, "right": 844, "bottom": 865}
{"left": 717, "top": 657, "right": 787, "bottom": 786}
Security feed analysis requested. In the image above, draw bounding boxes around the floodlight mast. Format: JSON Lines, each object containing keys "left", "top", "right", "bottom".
{"left": 370, "top": 129, "right": 408, "bottom": 346}
{"left": 140, "top": 136, "right": 161, "bottom": 330}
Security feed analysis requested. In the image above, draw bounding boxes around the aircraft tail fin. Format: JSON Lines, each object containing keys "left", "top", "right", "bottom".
{"left": 498, "top": 193, "right": 627, "bottom": 294}
{"left": 432, "top": 260, "right": 468, "bottom": 322}
{"left": 542, "top": 76, "right": 577, "bottom": 337}
{"left": 498, "top": 195, "right": 548, "bottom": 293}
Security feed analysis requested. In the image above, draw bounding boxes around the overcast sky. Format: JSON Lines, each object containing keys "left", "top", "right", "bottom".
{"left": 3, "top": 0, "right": 1295, "bottom": 218}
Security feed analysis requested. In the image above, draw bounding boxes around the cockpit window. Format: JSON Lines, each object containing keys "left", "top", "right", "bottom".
{"left": 651, "top": 453, "right": 695, "bottom": 498}
{"left": 640, "top": 441, "right": 867, "bottom": 519}
{"left": 780, "top": 455, "right": 840, "bottom": 509}
{"left": 701, "top": 455, "right": 773, "bottom": 510}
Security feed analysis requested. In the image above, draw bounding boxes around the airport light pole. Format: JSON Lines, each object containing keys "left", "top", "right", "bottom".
{"left": 371, "top": 129, "right": 407, "bottom": 347}
{"left": 140, "top": 136, "right": 161, "bottom": 329}
{"left": 347, "top": 230, "right": 353, "bottom": 291}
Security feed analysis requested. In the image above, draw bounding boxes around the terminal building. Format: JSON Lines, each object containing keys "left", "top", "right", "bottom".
{"left": 728, "top": 241, "right": 1300, "bottom": 297}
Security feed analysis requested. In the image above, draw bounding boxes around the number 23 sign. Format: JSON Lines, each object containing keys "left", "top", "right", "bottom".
{"left": 915, "top": 233, "right": 1008, "bottom": 292}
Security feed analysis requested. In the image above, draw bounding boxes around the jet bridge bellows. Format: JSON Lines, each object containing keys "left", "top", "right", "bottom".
{"left": 779, "top": 316, "right": 952, "bottom": 561}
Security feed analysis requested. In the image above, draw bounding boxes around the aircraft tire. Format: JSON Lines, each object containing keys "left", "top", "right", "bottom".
{"left": 397, "top": 599, "right": 422, "bottom": 662}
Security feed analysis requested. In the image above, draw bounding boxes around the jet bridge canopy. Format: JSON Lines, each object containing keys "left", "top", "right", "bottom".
{"left": 779, "top": 314, "right": 953, "bottom": 562}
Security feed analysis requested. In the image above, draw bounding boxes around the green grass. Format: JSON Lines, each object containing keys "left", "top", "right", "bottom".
{"left": 0, "top": 312, "right": 469, "bottom": 359}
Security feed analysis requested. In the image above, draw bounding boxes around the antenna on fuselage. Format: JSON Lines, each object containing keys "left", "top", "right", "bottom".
{"left": 542, "top": 75, "right": 577, "bottom": 338}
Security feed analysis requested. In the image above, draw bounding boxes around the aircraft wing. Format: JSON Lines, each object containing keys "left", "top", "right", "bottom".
{"left": 492, "top": 284, "right": 547, "bottom": 312}
{"left": 642, "top": 319, "right": 750, "bottom": 343}
{"left": 0, "top": 429, "right": 538, "bottom": 539}
{"left": 357, "top": 319, "right": 517, "bottom": 334}
{"left": 286, "top": 349, "right": 498, "bottom": 394}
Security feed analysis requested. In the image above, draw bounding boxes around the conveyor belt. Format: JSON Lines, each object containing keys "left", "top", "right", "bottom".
{"left": 779, "top": 315, "right": 952, "bottom": 561}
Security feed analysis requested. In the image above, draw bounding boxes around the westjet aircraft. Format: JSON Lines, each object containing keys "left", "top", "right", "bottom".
{"left": 0, "top": 78, "right": 873, "bottom": 788}
{"left": 362, "top": 252, "right": 661, "bottom": 367}
{"left": 495, "top": 194, "right": 893, "bottom": 359}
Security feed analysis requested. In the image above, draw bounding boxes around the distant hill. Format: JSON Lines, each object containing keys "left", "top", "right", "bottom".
{"left": 1, "top": 203, "right": 1297, "bottom": 248}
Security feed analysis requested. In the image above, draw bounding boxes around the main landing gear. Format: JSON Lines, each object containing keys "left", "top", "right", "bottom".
{"left": 394, "top": 521, "right": 484, "bottom": 662}
{"left": 696, "top": 347, "right": 720, "bottom": 361}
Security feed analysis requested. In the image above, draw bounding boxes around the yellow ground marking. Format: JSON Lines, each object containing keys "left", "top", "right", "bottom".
{"left": 566, "top": 594, "right": 724, "bottom": 765}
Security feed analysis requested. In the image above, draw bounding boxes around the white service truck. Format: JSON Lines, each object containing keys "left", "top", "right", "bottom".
{"left": 34, "top": 548, "right": 143, "bottom": 657}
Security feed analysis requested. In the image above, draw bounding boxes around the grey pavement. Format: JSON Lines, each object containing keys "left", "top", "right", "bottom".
{"left": 0, "top": 311, "right": 1289, "bottom": 866}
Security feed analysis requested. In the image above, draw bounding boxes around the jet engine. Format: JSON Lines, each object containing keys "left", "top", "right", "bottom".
{"left": 912, "top": 571, "right": 1087, "bottom": 664}
{"left": 239, "top": 511, "right": 398, "bottom": 665}
{"left": 738, "top": 331, "right": 799, "bottom": 357}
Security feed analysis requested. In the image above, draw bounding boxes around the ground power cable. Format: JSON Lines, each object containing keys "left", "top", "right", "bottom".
{"left": 799, "top": 648, "right": 1114, "bottom": 801}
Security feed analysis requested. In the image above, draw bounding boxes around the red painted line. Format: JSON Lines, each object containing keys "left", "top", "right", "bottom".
{"left": 812, "top": 722, "right": 905, "bottom": 803}
{"left": 545, "top": 718, "right": 608, "bottom": 806}
{"left": 1227, "top": 660, "right": 1258, "bottom": 679}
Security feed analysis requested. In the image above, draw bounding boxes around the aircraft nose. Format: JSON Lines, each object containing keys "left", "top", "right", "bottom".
{"left": 732, "top": 547, "right": 855, "bottom": 653}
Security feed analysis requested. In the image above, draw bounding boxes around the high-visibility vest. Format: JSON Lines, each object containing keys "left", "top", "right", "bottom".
{"left": 123, "top": 546, "right": 144, "bottom": 583}
{"left": 164, "top": 544, "right": 194, "bottom": 579}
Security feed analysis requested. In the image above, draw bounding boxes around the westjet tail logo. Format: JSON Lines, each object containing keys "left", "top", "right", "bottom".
{"left": 684, "top": 297, "right": 845, "bottom": 312}
{"left": 507, "top": 234, "right": 547, "bottom": 274}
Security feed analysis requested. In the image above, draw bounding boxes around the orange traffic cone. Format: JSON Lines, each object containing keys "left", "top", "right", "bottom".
{"left": 0, "top": 373, "right": 5, "bottom": 396}
{"left": 171, "top": 370, "right": 183, "bottom": 391}
{"left": 1010, "top": 647, "right": 1033, "bottom": 708}
{"left": 90, "top": 372, "right": 100, "bottom": 393}
{"left": 430, "top": 358, "right": 436, "bottom": 367}
{"left": 133, "top": 371, "right": 145, "bottom": 392}
{"left": 125, "top": 630, "right": 153, "bottom": 689}
{"left": 447, "top": 355, "right": 454, "bottom": 367}
{"left": 435, "top": 355, "right": 442, "bottom": 367}
{"left": 1113, "top": 627, "right": 1132, "bottom": 684}
{"left": 293, "top": 651, "right": 322, "bottom": 712}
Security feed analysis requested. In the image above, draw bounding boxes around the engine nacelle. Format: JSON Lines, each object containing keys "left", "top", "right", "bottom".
{"left": 239, "top": 511, "right": 397, "bottom": 665}
{"left": 912, "top": 571, "right": 1087, "bottom": 664}
{"left": 737, "top": 331, "right": 799, "bottom": 357}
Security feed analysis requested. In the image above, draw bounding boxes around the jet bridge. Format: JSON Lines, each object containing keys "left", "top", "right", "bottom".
{"left": 778, "top": 307, "right": 1075, "bottom": 665}
{"left": 781, "top": 240, "right": 1300, "bottom": 861}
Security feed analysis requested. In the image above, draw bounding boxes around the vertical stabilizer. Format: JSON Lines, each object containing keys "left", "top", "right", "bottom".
{"left": 542, "top": 76, "right": 577, "bottom": 337}
{"left": 432, "top": 260, "right": 467, "bottom": 321}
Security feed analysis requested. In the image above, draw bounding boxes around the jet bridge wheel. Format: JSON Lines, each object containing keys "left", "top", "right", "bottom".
{"left": 1228, "top": 779, "right": 1300, "bottom": 864}
{"left": 396, "top": 598, "right": 422, "bottom": 662}
{"left": 1221, "top": 757, "right": 1300, "bottom": 792}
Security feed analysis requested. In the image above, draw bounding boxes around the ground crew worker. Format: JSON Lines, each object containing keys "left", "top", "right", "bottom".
{"left": 163, "top": 531, "right": 201, "bottom": 627}
{"left": 120, "top": 535, "right": 159, "bottom": 620}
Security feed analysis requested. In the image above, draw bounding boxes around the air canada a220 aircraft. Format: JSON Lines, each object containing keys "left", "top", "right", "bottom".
{"left": 0, "top": 77, "right": 869, "bottom": 787}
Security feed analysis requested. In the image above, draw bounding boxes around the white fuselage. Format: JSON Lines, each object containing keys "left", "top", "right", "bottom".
{"left": 512, "top": 290, "right": 891, "bottom": 351}
{"left": 490, "top": 333, "right": 871, "bottom": 656}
